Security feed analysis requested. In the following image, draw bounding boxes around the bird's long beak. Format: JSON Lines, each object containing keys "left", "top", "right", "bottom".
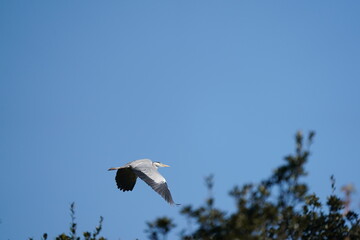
{"left": 160, "top": 163, "right": 170, "bottom": 167}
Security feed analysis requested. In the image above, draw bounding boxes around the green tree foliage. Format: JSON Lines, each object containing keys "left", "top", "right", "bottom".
{"left": 30, "top": 203, "right": 106, "bottom": 240}
{"left": 147, "top": 131, "right": 360, "bottom": 240}
{"left": 145, "top": 217, "right": 176, "bottom": 240}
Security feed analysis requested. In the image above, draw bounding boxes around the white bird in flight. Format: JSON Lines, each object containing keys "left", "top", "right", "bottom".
{"left": 108, "top": 159, "right": 178, "bottom": 205}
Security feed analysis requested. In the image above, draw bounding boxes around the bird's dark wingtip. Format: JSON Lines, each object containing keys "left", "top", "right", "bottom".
{"left": 119, "top": 188, "right": 132, "bottom": 192}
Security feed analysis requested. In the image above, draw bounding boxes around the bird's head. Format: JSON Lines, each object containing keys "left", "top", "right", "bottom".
{"left": 153, "top": 161, "right": 170, "bottom": 168}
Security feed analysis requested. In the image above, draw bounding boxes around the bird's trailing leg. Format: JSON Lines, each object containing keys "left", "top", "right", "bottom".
{"left": 108, "top": 166, "right": 126, "bottom": 171}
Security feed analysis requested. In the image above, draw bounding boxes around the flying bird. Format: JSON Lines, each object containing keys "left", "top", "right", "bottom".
{"left": 108, "top": 159, "right": 178, "bottom": 205}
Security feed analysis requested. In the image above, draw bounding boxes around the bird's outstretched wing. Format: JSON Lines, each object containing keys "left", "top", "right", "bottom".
{"left": 115, "top": 168, "right": 138, "bottom": 191}
{"left": 132, "top": 167, "right": 176, "bottom": 205}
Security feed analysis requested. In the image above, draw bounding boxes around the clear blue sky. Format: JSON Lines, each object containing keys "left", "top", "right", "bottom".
{"left": 1, "top": 1, "right": 359, "bottom": 239}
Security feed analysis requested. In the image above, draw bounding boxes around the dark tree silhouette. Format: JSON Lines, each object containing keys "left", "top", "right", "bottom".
{"left": 147, "top": 131, "right": 360, "bottom": 240}
{"left": 30, "top": 203, "right": 106, "bottom": 240}
{"left": 145, "top": 217, "right": 176, "bottom": 240}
